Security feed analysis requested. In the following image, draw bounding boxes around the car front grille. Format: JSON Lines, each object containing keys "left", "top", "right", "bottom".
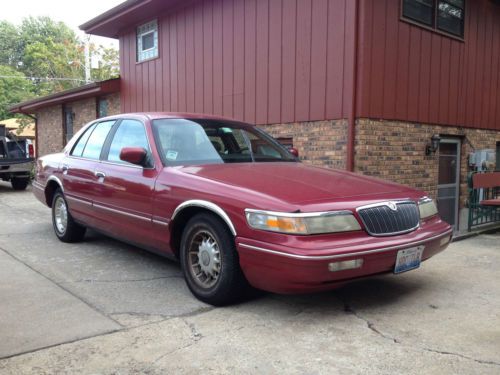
{"left": 357, "top": 201, "right": 420, "bottom": 236}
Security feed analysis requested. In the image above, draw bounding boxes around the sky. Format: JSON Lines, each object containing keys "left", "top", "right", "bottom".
{"left": 1, "top": 0, "right": 125, "bottom": 48}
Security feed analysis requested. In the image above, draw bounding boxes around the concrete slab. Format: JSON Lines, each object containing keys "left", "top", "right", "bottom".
{"left": 0, "top": 184, "right": 499, "bottom": 374}
{"left": 0, "top": 250, "right": 121, "bottom": 358}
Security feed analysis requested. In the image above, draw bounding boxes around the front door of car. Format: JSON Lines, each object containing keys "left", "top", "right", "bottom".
{"left": 62, "top": 120, "right": 116, "bottom": 227}
{"left": 91, "top": 119, "right": 159, "bottom": 248}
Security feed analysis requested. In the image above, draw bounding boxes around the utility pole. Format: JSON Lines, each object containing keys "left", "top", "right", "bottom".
{"left": 84, "top": 42, "right": 91, "bottom": 84}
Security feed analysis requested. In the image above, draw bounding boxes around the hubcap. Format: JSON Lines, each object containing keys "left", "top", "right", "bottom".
{"left": 54, "top": 196, "right": 68, "bottom": 234}
{"left": 188, "top": 230, "right": 221, "bottom": 288}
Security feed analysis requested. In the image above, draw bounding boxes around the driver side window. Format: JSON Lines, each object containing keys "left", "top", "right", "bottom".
{"left": 106, "top": 120, "right": 150, "bottom": 165}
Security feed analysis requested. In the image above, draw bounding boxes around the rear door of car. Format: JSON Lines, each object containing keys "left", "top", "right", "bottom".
{"left": 91, "top": 118, "right": 159, "bottom": 248}
{"left": 62, "top": 120, "right": 116, "bottom": 226}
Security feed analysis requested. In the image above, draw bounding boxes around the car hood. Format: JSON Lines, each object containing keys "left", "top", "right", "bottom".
{"left": 177, "top": 162, "right": 419, "bottom": 205}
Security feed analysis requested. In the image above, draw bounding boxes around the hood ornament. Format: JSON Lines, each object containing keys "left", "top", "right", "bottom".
{"left": 387, "top": 202, "right": 398, "bottom": 211}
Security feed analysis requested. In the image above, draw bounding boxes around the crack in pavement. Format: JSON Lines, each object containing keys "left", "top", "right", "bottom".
{"left": 342, "top": 301, "right": 400, "bottom": 344}
{"left": 150, "top": 319, "right": 205, "bottom": 366}
{"left": 182, "top": 318, "right": 203, "bottom": 341}
{"left": 0, "top": 329, "right": 121, "bottom": 361}
{"left": 1, "top": 307, "right": 216, "bottom": 362}
{"left": 150, "top": 341, "right": 198, "bottom": 365}
{"left": 70, "top": 275, "right": 183, "bottom": 283}
{"left": 421, "top": 347, "right": 500, "bottom": 367}
{"left": 109, "top": 307, "right": 215, "bottom": 320}
{"left": 339, "top": 296, "right": 500, "bottom": 368}
{"left": 0, "top": 231, "right": 50, "bottom": 237}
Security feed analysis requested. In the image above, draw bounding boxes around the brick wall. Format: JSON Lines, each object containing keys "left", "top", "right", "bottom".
{"left": 106, "top": 93, "right": 121, "bottom": 116}
{"left": 259, "top": 119, "right": 348, "bottom": 170}
{"left": 36, "top": 105, "right": 63, "bottom": 157}
{"left": 35, "top": 93, "right": 122, "bottom": 157}
{"left": 355, "top": 119, "right": 500, "bottom": 209}
{"left": 70, "top": 98, "right": 98, "bottom": 134}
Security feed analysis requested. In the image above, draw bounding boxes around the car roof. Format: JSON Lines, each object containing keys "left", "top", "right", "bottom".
{"left": 98, "top": 112, "right": 254, "bottom": 125}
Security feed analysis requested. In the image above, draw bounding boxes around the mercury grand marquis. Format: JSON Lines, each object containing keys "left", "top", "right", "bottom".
{"left": 33, "top": 113, "right": 453, "bottom": 305}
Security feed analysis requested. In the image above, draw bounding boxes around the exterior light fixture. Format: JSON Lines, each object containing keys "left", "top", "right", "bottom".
{"left": 425, "top": 134, "right": 441, "bottom": 156}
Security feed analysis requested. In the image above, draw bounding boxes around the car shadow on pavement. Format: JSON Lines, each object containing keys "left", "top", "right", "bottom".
{"left": 53, "top": 228, "right": 426, "bottom": 319}
{"left": 264, "top": 276, "right": 424, "bottom": 312}
{"left": 0, "top": 182, "right": 31, "bottom": 193}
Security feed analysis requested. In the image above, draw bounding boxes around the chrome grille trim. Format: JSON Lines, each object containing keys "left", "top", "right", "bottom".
{"left": 356, "top": 200, "right": 420, "bottom": 237}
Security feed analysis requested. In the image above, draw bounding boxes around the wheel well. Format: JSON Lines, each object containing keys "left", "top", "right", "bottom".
{"left": 169, "top": 207, "right": 234, "bottom": 258}
{"left": 44, "top": 180, "right": 61, "bottom": 207}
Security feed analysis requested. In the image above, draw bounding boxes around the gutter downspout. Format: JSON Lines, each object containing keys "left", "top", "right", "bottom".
{"left": 347, "top": 0, "right": 359, "bottom": 172}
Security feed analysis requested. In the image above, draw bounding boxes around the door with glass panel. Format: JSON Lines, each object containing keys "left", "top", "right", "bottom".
{"left": 437, "top": 138, "right": 461, "bottom": 231}
{"left": 93, "top": 119, "right": 158, "bottom": 247}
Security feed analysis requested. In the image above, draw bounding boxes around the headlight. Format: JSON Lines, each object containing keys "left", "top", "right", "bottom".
{"left": 419, "top": 197, "right": 438, "bottom": 219}
{"left": 245, "top": 209, "right": 361, "bottom": 235}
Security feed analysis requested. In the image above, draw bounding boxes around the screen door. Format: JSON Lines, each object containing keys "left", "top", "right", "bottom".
{"left": 437, "top": 139, "right": 461, "bottom": 230}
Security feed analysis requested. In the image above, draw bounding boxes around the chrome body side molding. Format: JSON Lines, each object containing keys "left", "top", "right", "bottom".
{"left": 172, "top": 200, "right": 237, "bottom": 236}
{"left": 47, "top": 176, "right": 64, "bottom": 192}
{"left": 238, "top": 228, "right": 453, "bottom": 261}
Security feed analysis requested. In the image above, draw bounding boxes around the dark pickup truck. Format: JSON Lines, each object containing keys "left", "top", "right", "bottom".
{"left": 0, "top": 124, "right": 34, "bottom": 190}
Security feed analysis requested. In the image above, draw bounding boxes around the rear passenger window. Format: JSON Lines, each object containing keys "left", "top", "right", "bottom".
{"left": 107, "top": 120, "right": 150, "bottom": 164}
{"left": 71, "top": 124, "right": 97, "bottom": 157}
{"left": 81, "top": 121, "right": 115, "bottom": 160}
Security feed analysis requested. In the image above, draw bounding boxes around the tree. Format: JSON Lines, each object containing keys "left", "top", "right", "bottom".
{"left": 23, "top": 37, "right": 86, "bottom": 95}
{"left": 0, "top": 16, "right": 119, "bottom": 120}
{"left": 90, "top": 45, "right": 120, "bottom": 82}
{"left": 0, "top": 66, "right": 33, "bottom": 120}
{"left": 0, "top": 21, "right": 22, "bottom": 67}
{"left": 19, "top": 17, "right": 87, "bottom": 95}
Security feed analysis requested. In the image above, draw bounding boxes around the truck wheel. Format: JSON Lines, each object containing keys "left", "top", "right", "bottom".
{"left": 11, "top": 177, "right": 29, "bottom": 191}
{"left": 52, "top": 189, "right": 86, "bottom": 243}
{"left": 180, "top": 213, "right": 248, "bottom": 306}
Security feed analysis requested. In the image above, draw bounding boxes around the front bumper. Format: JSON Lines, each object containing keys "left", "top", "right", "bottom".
{"left": 236, "top": 219, "right": 452, "bottom": 294}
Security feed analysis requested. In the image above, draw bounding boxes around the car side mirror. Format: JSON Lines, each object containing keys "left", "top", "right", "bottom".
{"left": 289, "top": 147, "right": 299, "bottom": 158}
{"left": 120, "top": 147, "right": 147, "bottom": 166}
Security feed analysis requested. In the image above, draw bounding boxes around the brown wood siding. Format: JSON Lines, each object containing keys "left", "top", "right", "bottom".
{"left": 357, "top": 0, "right": 500, "bottom": 131}
{"left": 119, "top": 0, "right": 355, "bottom": 125}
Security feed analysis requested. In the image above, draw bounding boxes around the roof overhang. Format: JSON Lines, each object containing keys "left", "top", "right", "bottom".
{"left": 9, "top": 78, "right": 120, "bottom": 114}
{"left": 79, "top": 0, "right": 187, "bottom": 38}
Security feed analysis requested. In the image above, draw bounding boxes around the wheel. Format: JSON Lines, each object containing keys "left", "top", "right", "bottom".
{"left": 51, "top": 189, "right": 86, "bottom": 243}
{"left": 11, "top": 177, "right": 29, "bottom": 191}
{"left": 180, "top": 213, "right": 248, "bottom": 306}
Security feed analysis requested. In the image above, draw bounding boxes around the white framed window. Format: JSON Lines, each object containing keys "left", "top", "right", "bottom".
{"left": 137, "top": 20, "right": 158, "bottom": 62}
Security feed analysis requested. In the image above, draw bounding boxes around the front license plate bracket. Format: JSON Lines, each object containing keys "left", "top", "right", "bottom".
{"left": 394, "top": 245, "right": 424, "bottom": 274}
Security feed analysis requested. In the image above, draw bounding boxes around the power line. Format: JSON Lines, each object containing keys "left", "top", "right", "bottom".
{"left": 0, "top": 75, "right": 89, "bottom": 82}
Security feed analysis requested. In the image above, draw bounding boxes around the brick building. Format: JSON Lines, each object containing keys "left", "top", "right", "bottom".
{"left": 10, "top": 78, "right": 120, "bottom": 157}
{"left": 12, "top": 0, "right": 500, "bottom": 232}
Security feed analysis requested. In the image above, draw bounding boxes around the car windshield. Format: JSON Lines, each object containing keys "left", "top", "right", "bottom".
{"left": 152, "top": 119, "right": 297, "bottom": 166}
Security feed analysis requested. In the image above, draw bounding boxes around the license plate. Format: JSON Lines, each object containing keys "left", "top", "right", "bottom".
{"left": 394, "top": 246, "right": 424, "bottom": 274}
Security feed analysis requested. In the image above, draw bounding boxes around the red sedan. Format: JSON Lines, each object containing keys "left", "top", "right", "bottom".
{"left": 33, "top": 113, "right": 452, "bottom": 305}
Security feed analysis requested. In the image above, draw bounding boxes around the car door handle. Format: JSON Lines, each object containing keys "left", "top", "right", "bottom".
{"left": 95, "top": 171, "right": 106, "bottom": 178}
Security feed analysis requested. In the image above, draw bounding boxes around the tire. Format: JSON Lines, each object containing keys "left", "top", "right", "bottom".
{"left": 51, "top": 189, "right": 86, "bottom": 243}
{"left": 180, "top": 213, "right": 248, "bottom": 306}
{"left": 11, "top": 177, "right": 29, "bottom": 191}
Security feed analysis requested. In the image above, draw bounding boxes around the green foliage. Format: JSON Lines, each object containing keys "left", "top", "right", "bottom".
{"left": 0, "top": 66, "right": 33, "bottom": 120}
{"left": 0, "top": 16, "right": 119, "bottom": 120}
{"left": 0, "top": 21, "right": 22, "bottom": 66}
{"left": 18, "top": 17, "right": 86, "bottom": 95}
{"left": 91, "top": 45, "right": 120, "bottom": 82}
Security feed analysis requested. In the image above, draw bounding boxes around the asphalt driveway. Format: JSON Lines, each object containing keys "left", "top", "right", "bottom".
{"left": 0, "top": 182, "right": 499, "bottom": 374}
